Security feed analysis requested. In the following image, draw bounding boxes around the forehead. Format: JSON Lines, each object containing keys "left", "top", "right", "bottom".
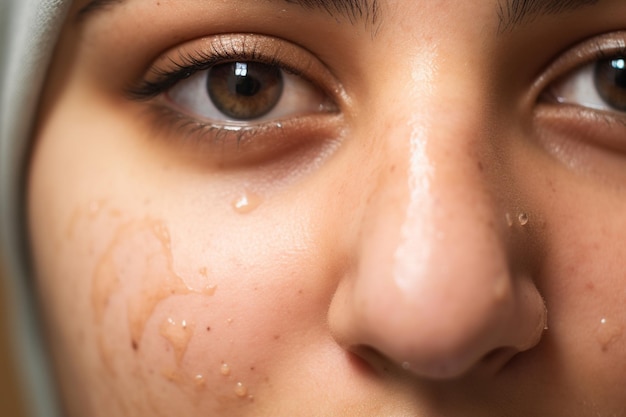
{"left": 76, "top": 0, "right": 600, "bottom": 28}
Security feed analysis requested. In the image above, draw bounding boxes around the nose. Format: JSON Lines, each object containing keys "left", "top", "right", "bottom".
{"left": 328, "top": 97, "right": 547, "bottom": 380}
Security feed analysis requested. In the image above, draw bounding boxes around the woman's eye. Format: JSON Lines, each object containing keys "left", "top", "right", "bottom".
{"left": 166, "top": 61, "right": 333, "bottom": 124}
{"left": 549, "top": 55, "right": 626, "bottom": 112}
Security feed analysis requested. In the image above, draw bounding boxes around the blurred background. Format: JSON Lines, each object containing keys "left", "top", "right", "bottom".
{"left": 1, "top": 263, "right": 29, "bottom": 417}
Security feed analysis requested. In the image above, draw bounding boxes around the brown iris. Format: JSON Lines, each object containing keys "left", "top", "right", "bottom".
{"left": 207, "top": 62, "right": 284, "bottom": 120}
{"left": 594, "top": 57, "right": 626, "bottom": 111}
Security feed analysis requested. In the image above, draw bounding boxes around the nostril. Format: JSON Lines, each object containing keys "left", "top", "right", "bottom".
{"left": 349, "top": 345, "right": 400, "bottom": 376}
{"left": 478, "top": 347, "right": 521, "bottom": 375}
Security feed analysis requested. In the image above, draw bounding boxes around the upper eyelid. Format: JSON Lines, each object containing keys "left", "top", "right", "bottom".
{"left": 125, "top": 34, "right": 346, "bottom": 105}
{"left": 534, "top": 31, "right": 626, "bottom": 94}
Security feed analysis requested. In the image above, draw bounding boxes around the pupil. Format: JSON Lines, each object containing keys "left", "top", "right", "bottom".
{"left": 233, "top": 73, "right": 261, "bottom": 97}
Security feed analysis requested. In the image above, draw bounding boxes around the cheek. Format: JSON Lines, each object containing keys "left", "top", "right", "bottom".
{"left": 33, "top": 195, "right": 326, "bottom": 414}
{"left": 29, "top": 137, "right": 346, "bottom": 416}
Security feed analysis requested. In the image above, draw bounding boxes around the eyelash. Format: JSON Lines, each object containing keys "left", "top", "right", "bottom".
{"left": 127, "top": 47, "right": 303, "bottom": 101}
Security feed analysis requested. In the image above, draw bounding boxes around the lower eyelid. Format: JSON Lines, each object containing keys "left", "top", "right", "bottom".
{"left": 138, "top": 102, "right": 346, "bottom": 167}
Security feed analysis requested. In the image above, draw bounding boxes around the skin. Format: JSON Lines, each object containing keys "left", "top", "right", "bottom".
{"left": 27, "top": 0, "right": 626, "bottom": 415}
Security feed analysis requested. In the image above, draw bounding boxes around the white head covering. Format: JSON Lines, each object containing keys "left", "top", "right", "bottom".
{"left": 0, "top": 0, "right": 72, "bottom": 416}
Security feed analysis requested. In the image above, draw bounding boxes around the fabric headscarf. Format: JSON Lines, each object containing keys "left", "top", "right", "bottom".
{"left": 0, "top": 0, "right": 72, "bottom": 416}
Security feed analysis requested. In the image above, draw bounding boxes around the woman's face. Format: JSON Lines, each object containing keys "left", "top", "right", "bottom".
{"left": 28, "top": 0, "right": 626, "bottom": 415}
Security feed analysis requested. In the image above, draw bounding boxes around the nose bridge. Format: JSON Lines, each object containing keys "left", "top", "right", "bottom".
{"left": 365, "top": 98, "right": 510, "bottom": 320}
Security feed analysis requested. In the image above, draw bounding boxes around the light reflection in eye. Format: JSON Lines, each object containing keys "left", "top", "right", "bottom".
{"left": 235, "top": 62, "right": 249, "bottom": 77}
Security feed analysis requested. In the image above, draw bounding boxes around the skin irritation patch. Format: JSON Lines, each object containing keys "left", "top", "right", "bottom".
{"left": 80, "top": 202, "right": 259, "bottom": 410}
{"left": 87, "top": 210, "right": 217, "bottom": 376}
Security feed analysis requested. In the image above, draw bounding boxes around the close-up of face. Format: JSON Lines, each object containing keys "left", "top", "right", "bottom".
{"left": 24, "top": 0, "right": 626, "bottom": 415}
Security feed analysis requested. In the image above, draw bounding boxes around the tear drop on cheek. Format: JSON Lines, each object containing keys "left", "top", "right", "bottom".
{"left": 231, "top": 191, "right": 263, "bottom": 214}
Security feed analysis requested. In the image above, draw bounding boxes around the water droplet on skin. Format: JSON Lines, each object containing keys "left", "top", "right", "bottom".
{"left": 505, "top": 213, "right": 513, "bottom": 227}
{"left": 234, "top": 382, "right": 248, "bottom": 398}
{"left": 220, "top": 363, "right": 231, "bottom": 376}
{"left": 231, "top": 191, "right": 263, "bottom": 214}
{"left": 518, "top": 213, "right": 529, "bottom": 226}
{"left": 204, "top": 284, "right": 217, "bottom": 296}
{"left": 160, "top": 317, "right": 194, "bottom": 364}
{"left": 92, "top": 219, "right": 212, "bottom": 375}
{"left": 194, "top": 374, "right": 205, "bottom": 387}
{"left": 597, "top": 317, "right": 623, "bottom": 352}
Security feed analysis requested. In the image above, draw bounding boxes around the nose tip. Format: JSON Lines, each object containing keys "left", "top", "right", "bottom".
{"left": 332, "top": 256, "right": 547, "bottom": 380}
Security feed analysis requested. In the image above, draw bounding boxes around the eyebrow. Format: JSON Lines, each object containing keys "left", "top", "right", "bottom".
{"left": 77, "top": 0, "right": 381, "bottom": 26}
{"left": 497, "top": 0, "right": 600, "bottom": 32}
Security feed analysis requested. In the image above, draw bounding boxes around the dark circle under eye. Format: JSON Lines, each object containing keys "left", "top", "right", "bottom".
{"left": 594, "top": 57, "right": 626, "bottom": 111}
{"left": 207, "top": 62, "right": 284, "bottom": 120}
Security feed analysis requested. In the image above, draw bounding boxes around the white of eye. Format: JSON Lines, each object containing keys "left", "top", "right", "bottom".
{"left": 167, "top": 66, "right": 330, "bottom": 125}
{"left": 549, "top": 58, "right": 626, "bottom": 113}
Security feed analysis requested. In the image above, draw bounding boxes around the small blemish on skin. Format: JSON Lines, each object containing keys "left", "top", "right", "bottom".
{"left": 131, "top": 340, "right": 138, "bottom": 351}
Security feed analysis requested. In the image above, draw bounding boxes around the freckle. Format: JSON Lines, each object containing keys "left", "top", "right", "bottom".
{"left": 107, "top": 208, "right": 122, "bottom": 219}
{"left": 250, "top": 366, "right": 255, "bottom": 371}
{"left": 234, "top": 382, "right": 248, "bottom": 398}
{"left": 586, "top": 282, "right": 595, "bottom": 291}
{"left": 390, "top": 164, "right": 396, "bottom": 173}
{"left": 273, "top": 335, "right": 280, "bottom": 340}
{"left": 298, "top": 289, "right": 303, "bottom": 295}
{"left": 206, "top": 326, "right": 211, "bottom": 332}
{"left": 220, "top": 363, "right": 231, "bottom": 376}
{"left": 477, "top": 161, "right": 484, "bottom": 172}
{"left": 131, "top": 339, "right": 138, "bottom": 351}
